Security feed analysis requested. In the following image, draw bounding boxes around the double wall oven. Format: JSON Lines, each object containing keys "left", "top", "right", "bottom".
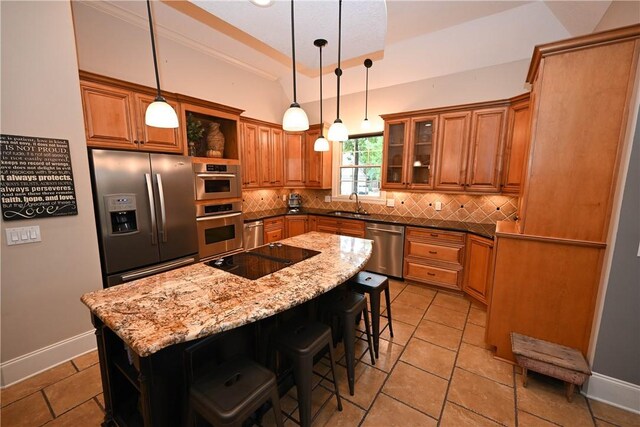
{"left": 194, "top": 163, "right": 244, "bottom": 260}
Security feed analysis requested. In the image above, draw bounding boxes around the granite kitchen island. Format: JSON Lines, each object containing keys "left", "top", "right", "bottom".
{"left": 81, "top": 232, "right": 372, "bottom": 427}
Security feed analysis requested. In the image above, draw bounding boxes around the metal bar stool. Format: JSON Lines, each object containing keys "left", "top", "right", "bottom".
{"left": 186, "top": 356, "right": 283, "bottom": 427}
{"left": 276, "top": 320, "right": 342, "bottom": 427}
{"left": 348, "top": 271, "right": 394, "bottom": 358}
{"left": 328, "top": 291, "right": 376, "bottom": 396}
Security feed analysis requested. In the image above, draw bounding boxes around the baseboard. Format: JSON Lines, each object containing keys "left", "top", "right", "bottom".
{"left": 582, "top": 372, "right": 640, "bottom": 414}
{"left": 1, "top": 330, "right": 97, "bottom": 387}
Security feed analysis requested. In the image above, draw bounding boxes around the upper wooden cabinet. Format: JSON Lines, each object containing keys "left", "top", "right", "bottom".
{"left": 501, "top": 94, "right": 531, "bottom": 194}
{"left": 433, "top": 112, "right": 470, "bottom": 191}
{"left": 240, "top": 118, "right": 283, "bottom": 188}
{"left": 284, "top": 132, "right": 305, "bottom": 187}
{"left": 383, "top": 101, "right": 509, "bottom": 193}
{"left": 382, "top": 117, "right": 437, "bottom": 190}
{"left": 80, "top": 78, "right": 182, "bottom": 153}
{"left": 304, "top": 125, "right": 332, "bottom": 189}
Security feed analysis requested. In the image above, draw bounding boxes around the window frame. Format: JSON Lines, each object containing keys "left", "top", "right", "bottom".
{"left": 331, "top": 132, "right": 387, "bottom": 204}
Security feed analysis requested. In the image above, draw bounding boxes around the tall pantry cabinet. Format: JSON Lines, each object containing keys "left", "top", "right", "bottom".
{"left": 486, "top": 25, "right": 640, "bottom": 361}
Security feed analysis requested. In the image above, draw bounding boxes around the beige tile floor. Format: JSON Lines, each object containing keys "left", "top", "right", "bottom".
{"left": 2, "top": 279, "right": 639, "bottom": 426}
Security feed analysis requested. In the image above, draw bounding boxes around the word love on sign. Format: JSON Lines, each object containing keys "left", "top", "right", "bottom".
{"left": 1, "top": 134, "right": 78, "bottom": 221}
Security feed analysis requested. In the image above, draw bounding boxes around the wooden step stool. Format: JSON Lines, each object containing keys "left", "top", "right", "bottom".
{"left": 511, "top": 333, "right": 592, "bottom": 402}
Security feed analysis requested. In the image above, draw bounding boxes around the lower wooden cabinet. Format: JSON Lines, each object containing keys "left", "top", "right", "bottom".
{"left": 462, "top": 234, "right": 494, "bottom": 305}
{"left": 285, "top": 215, "right": 308, "bottom": 238}
{"left": 315, "top": 217, "right": 365, "bottom": 238}
{"left": 263, "top": 216, "right": 284, "bottom": 244}
{"left": 403, "top": 227, "right": 465, "bottom": 290}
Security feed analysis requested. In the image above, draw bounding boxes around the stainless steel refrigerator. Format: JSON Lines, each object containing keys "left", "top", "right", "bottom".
{"left": 89, "top": 149, "right": 198, "bottom": 287}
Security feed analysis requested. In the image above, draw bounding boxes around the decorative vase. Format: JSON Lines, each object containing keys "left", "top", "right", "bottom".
{"left": 206, "top": 123, "right": 225, "bottom": 158}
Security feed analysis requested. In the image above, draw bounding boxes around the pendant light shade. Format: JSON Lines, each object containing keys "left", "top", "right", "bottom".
{"left": 361, "top": 58, "right": 373, "bottom": 131}
{"left": 314, "top": 39, "right": 330, "bottom": 152}
{"left": 144, "top": 0, "right": 178, "bottom": 129}
{"left": 282, "top": 0, "right": 309, "bottom": 131}
{"left": 330, "top": 0, "right": 349, "bottom": 142}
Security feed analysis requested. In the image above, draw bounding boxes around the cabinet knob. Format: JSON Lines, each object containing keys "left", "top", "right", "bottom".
{"left": 429, "top": 250, "right": 437, "bottom": 254}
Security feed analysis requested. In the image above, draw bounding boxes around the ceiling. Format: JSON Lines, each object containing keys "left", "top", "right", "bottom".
{"left": 79, "top": 0, "right": 626, "bottom": 102}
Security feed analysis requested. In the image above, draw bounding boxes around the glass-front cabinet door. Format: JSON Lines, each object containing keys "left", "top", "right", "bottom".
{"left": 408, "top": 115, "right": 437, "bottom": 189}
{"left": 382, "top": 119, "right": 409, "bottom": 189}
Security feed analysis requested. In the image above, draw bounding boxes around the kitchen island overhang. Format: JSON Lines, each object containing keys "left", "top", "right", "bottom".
{"left": 81, "top": 232, "right": 373, "bottom": 357}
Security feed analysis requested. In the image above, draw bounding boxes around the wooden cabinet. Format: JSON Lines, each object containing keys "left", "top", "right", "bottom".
{"left": 308, "top": 215, "right": 318, "bottom": 232}
{"left": 284, "top": 125, "right": 332, "bottom": 189}
{"left": 433, "top": 107, "right": 507, "bottom": 192}
{"left": 403, "top": 227, "right": 465, "bottom": 290}
{"left": 462, "top": 235, "right": 494, "bottom": 305}
{"left": 433, "top": 112, "right": 470, "bottom": 191}
{"left": 316, "top": 217, "right": 365, "bottom": 238}
{"left": 263, "top": 216, "right": 285, "bottom": 244}
{"left": 487, "top": 26, "right": 640, "bottom": 361}
{"left": 80, "top": 77, "right": 182, "bottom": 153}
{"left": 304, "top": 125, "right": 332, "bottom": 189}
{"left": 240, "top": 118, "right": 283, "bottom": 188}
{"left": 285, "top": 215, "right": 308, "bottom": 238}
{"left": 382, "top": 116, "right": 437, "bottom": 190}
{"left": 501, "top": 94, "right": 531, "bottom": 194}
{"left": 284, "top": 132, "right": 305, "bottom": 187}
{"left": 465, "top": 107, "right": 507, "bottom": 192}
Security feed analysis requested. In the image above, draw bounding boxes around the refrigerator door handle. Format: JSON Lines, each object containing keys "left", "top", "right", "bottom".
{"left": 156, "top": 173, "right": 168, "bottom": 243}
{"left": 145, "top": 173, "right": 158, "bottom": 245}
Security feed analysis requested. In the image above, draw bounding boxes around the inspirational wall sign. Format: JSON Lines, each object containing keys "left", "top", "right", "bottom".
{"left": 1, "top": 134, "right": 78, "bottom": 221}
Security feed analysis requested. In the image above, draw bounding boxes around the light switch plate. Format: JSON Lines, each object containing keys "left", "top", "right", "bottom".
{"left": 386, "top": 199, "right": 395, "bottom": 207}
{"left": 5, "top": 226, "right": 41, "bottom": 246}
{"left": 435, "top": 201, "right": 442, "bottom": 211}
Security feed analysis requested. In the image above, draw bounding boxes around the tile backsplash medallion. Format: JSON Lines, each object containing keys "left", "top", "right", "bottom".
{"left": 243, "top": 189, "right": 517, "bottom": 224}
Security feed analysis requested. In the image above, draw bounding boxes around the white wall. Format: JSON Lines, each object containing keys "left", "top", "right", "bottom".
{"left": 1, "top": 1, "right": 103, "bottom": 385}
{"left": 71, "top": 1, "right": 289, "bottom": 123}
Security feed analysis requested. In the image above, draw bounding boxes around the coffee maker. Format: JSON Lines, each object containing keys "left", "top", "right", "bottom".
{"left": 288, "top": 193, "right": 302, "bottom": 212}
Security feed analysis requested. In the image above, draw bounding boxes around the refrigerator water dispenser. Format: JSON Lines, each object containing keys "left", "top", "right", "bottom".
{"left": 105, "top": 194, "right": 138, "bottom": 234}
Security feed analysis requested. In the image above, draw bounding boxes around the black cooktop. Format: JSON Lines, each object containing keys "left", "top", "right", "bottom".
{"left": 206, "top": 243, "right": 320, "bottom": 280}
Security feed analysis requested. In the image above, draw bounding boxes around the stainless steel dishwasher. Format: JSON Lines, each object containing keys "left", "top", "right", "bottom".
{"left": 364, "top": 223, "right": 405, "bottom": 278}
{"left": 243, "top": 220, "right": 264, "bottom": 250}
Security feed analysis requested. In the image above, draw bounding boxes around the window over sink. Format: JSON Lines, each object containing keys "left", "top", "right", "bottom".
{"left": 332, "top": 133, "right": 386, "bottom": 203}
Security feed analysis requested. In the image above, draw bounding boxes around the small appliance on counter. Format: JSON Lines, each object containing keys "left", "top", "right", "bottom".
{"left": 288, "top": 193, "right": 302, "bottom": 212}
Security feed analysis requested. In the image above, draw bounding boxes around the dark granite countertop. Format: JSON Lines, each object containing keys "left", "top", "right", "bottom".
{"left": 244, "top": 208, "right": 496, "bottom": 239}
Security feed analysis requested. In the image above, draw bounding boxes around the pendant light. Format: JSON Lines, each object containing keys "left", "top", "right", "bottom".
{"left": 327, "top": 0, "right": 349, "bottom": 142}
{"left": 282, "top": 0, "right": 309, "bottom": 131}
{"left": 313, "top": 39, "right": 330, "bottom": 152}
{"left": 144, "top": 0, "right": 179, "bottom": 128}
{"left": 361, "top": 59, "right": 373, "bottom": 131}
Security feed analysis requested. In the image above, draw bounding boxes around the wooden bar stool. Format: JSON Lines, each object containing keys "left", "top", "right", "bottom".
{"left": 348, "top": 271, "right": 394, "bottom": 358}
{"left": 187, "top": 357, "right": 284, "bottom": 427}
{"left": 277, "top": 320, "right": 342, "bottom": 427}
{"left": 328, "top": 291, "right": 376, "bottom": 396}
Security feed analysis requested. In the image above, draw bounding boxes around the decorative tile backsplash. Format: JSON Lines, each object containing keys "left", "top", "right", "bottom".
{"left": 242, "top": 189, "right": 517, "bottom": 224}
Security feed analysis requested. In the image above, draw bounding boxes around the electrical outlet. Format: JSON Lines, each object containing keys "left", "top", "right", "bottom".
{"left": 282, "top": 194, "right": 287, "bottom": 202}
{"left": 386, "top": 199, "right": 395, "bottom": 207}
{"left": 435, "top": 201, "right": 442, "bottom": 211}
{"left": 324, "top": 195, "right": 331, "bottom": 202}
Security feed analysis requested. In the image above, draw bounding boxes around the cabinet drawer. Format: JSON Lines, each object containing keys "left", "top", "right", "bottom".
{"left": 406, "top": 241, "right": 462, "bottom": 265}
{"left": 264, "top": 216, "right": 284, "bottom": 231}
{"left": 405, "top": 261, "right": 460, "bottom": 288}
{"left": 339, "top": 219, "right": 365, "bottom": 237}
{"left": 406, "top": 227, "right": 465, "bottom": 244}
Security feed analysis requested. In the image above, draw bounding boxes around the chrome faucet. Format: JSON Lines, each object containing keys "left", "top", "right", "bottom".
{"left": 349, "top": 192, "right": 366, "bottom": 214}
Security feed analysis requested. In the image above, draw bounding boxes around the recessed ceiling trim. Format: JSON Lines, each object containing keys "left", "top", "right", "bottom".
{"left": 81, "top": 0, "right": 279, "bottom": 81}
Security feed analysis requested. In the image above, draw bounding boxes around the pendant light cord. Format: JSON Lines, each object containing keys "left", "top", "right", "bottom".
{"left": 291, "top": 0, "right": 298, "bottom": 104}
{"left": 146, "top": 0, "right": 163, "bottom": 100}
{"left": 319, "top": 43, "right": 324, "bottom": 132}
{"left": 365, "top": 66, "right": 369, "bottom": 120}
{"left": 336, "top": 0, "right": 343, "bottom": 120}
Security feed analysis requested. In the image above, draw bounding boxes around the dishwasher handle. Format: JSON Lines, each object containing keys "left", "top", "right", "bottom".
{"left": 366, "top": 226, "right": 404, "bottom": 235}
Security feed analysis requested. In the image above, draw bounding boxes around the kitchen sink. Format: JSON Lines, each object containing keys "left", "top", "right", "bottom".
{"left": 329, "top": 210, "right": 370, "bottom": 218}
